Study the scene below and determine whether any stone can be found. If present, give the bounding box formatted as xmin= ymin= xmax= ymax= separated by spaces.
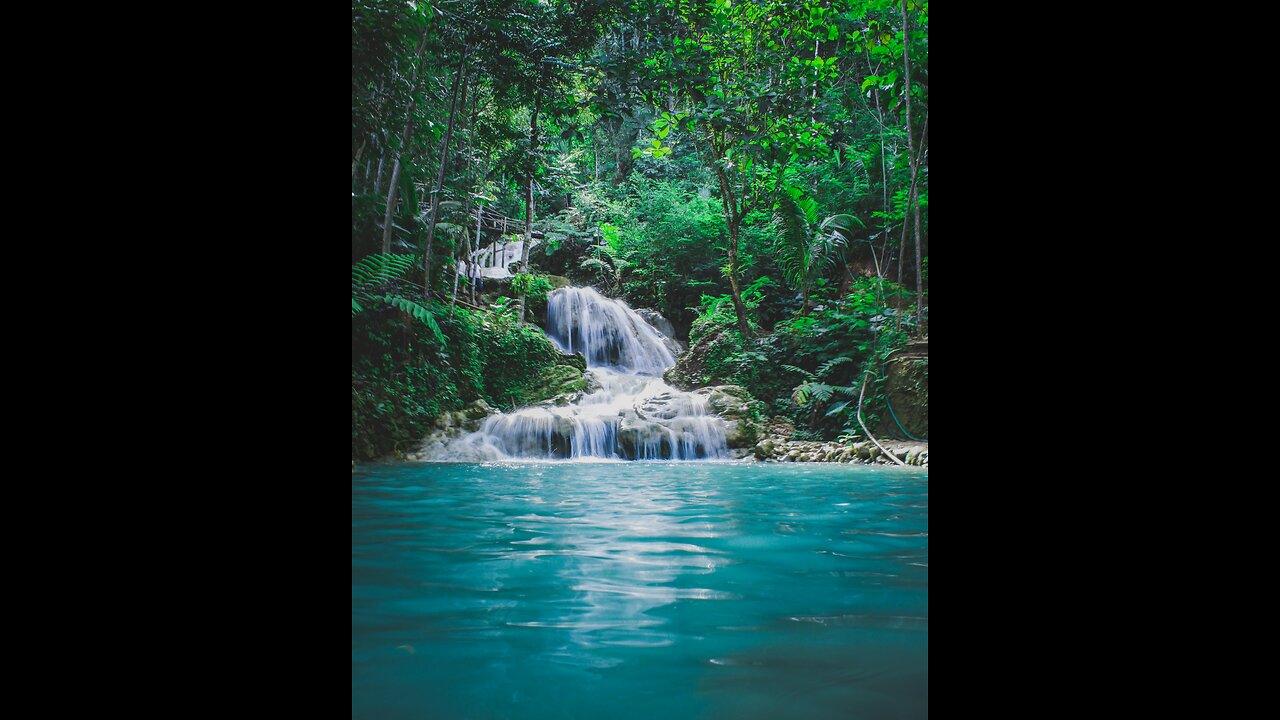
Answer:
xmin=464 ymin=398 xmax=494 ymax=420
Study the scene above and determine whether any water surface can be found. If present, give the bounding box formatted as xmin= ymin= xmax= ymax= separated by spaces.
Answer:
xmin=352 ymin=461 xmax=928 ymax=719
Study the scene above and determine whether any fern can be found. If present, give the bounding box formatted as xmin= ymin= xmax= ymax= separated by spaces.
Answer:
xmin=792 ymin=383 xmax=812 ymax=405
xmin=815 ymin=356 xmax=853 ymax=378
xmin=809 ymin=383 xmax=834 ymax=403
xmin=782 ymin=364 xmax=815 ymax=381
xmin=351 ymin=254 xmax=446 ymax=344
xmin=384 ymin=295 xmax=446 ymax=344
xmin=352 ymin=253 xmax=416 ymax=287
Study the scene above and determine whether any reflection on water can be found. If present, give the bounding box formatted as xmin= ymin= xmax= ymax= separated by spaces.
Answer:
xmin=353 ymin=462 xmax=927 ymax=720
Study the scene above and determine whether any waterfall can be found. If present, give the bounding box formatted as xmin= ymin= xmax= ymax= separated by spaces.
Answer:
xmin=545 ymin=287 xmax=676 ymax=375
xmin=427 ymin=286 xmax=728 ymax=461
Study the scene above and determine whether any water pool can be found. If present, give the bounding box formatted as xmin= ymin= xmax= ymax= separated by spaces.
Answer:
xmin=352 ymin=461 xmax=927 ymax=719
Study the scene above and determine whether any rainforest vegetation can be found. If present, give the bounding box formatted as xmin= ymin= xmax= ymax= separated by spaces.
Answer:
xmin=352 ymin=0 xmax=928 ymax=461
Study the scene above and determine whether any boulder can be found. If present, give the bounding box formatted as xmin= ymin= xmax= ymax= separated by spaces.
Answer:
xmin=664 ymin=326 xmax=739 ymax=390
xmin=704 ymin=385 xmax=764 ymax=419
xmin=722 ymin=418 xmax=760 ymax=449
xmin=464 ymin=398 xmax=494 ymax=420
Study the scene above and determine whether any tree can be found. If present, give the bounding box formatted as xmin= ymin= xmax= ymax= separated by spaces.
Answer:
xmin=637 ymin=0 xmax=843 ymax=344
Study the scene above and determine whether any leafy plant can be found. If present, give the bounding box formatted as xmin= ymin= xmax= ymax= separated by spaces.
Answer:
xmin=773 ymin=185 xmax=863 ymax=313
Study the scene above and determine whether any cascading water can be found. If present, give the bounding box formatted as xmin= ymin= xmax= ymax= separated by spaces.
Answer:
xmin=426 ymin=286 xmax=728 ymax=461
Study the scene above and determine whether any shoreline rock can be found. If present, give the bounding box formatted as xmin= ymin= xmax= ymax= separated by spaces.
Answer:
xmin=747 ymin=429 xmax=927 ymax=466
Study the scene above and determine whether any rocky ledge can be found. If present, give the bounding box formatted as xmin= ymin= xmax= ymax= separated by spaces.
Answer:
xmin=750 ymin=435 xmax=928 ymax=466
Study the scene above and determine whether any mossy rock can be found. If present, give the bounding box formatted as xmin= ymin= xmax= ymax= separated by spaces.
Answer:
xmin=723 ymin=418 xmax=762 ymax=448
xmin=666 ymin=326 xmax=739 ymax=390
xmin=518 ymin=363 xmax=587 ymax=406
xmin=556 ymin=350 xmax=587 ymax=372
xmin=705 ymin=385 xmax=767 ymax=421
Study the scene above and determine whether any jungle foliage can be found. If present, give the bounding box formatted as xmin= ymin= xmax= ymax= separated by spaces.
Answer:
xmin=352 ymin=0 xmax=928 ymax=457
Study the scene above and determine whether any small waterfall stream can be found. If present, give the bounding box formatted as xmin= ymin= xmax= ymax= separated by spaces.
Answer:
xmin=428 ymin=286 xmax=727 ymax=461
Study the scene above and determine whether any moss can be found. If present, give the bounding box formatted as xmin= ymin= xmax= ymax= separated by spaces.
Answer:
xmin=511 ymin=363 xmax=587 ymax=406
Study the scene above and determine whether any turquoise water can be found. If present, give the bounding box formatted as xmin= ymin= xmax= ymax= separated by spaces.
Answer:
xmin=352 ymin=461 xmax=928 ymax=719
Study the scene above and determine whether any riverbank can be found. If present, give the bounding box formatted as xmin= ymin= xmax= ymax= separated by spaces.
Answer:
xmin=746 ymin=434 xmax=928 ymax=466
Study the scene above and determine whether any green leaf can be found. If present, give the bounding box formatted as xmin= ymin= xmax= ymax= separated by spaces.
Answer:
xmin=828 ymin=25 xmax=838 ymax=41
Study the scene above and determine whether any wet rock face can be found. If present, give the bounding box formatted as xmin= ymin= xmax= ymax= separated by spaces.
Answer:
xmin=634 ymin=308 xmax=682 ymax=353
xmin=615 ymin=415 xmax=672 ymax=459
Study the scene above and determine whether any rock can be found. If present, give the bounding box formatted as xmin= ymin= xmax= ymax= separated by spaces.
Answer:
xmin=527 ymin=364 xmax=589 ymax=406
xmin=723 ymin=418 xmax=761 ymax=449
xmin=704 ymin=386 xmax=751 ymax=415
xmin=753 ymin=438 xmax=776 ymax=460
xmin=464 ymin=399 xmax=494 ymax=420
xmin=557 ymin=351 xmax=587 ymax=372
xmin=765 ymin=416 xmax=796 ymax=439
xmin=634 ymin=308 xmax=683 ymax=356
xmin=616 ymin=417 xmax=669 ymax=459
xmin=636 ymin=391 xmax=680 ymax=420
xmin=664 ymin=326 xmax=741 ymax=390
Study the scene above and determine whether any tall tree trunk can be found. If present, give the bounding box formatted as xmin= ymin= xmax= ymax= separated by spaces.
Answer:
xmin=423 ymin=44 xmax=472 ymax=296
xmin=472 ymin=203 xmax=482 ymax=305
xmin=901 ymin=0 xmax=922 ymax=335
xmin=352 ymin=138 xmax=366 ymax=181
xmin=454 ymin=74 xmax=480 ymax=317
xmin=380 ymin=33 xmax=431 ymax=256
xmin=518 ymin=91 xmax=540 ymax=325
xmin=868 ymin=44 xmax=890 ymax=303
xmin=726 ymin=223 xmax=752 ymax=342
xmin=711 ymin=163 xmax=752 ymax=345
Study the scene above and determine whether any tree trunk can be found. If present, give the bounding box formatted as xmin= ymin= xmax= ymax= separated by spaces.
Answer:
xmin=352 ymin=138 xmax=366 ymax=181
xmin=472 ymin=203 xmax=483 ymax=305
xmin=423 ymin=45 xmax=472 ymax=296
xmin=726 ymin=221 xmax=752 ymax=342
xmin=380 ymin=32 xmax=431 ymax=256
xmin=518 ymin=91 xmax=540 ymax=325
xmin=901 ymin=0 xmax=923 ymax=336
